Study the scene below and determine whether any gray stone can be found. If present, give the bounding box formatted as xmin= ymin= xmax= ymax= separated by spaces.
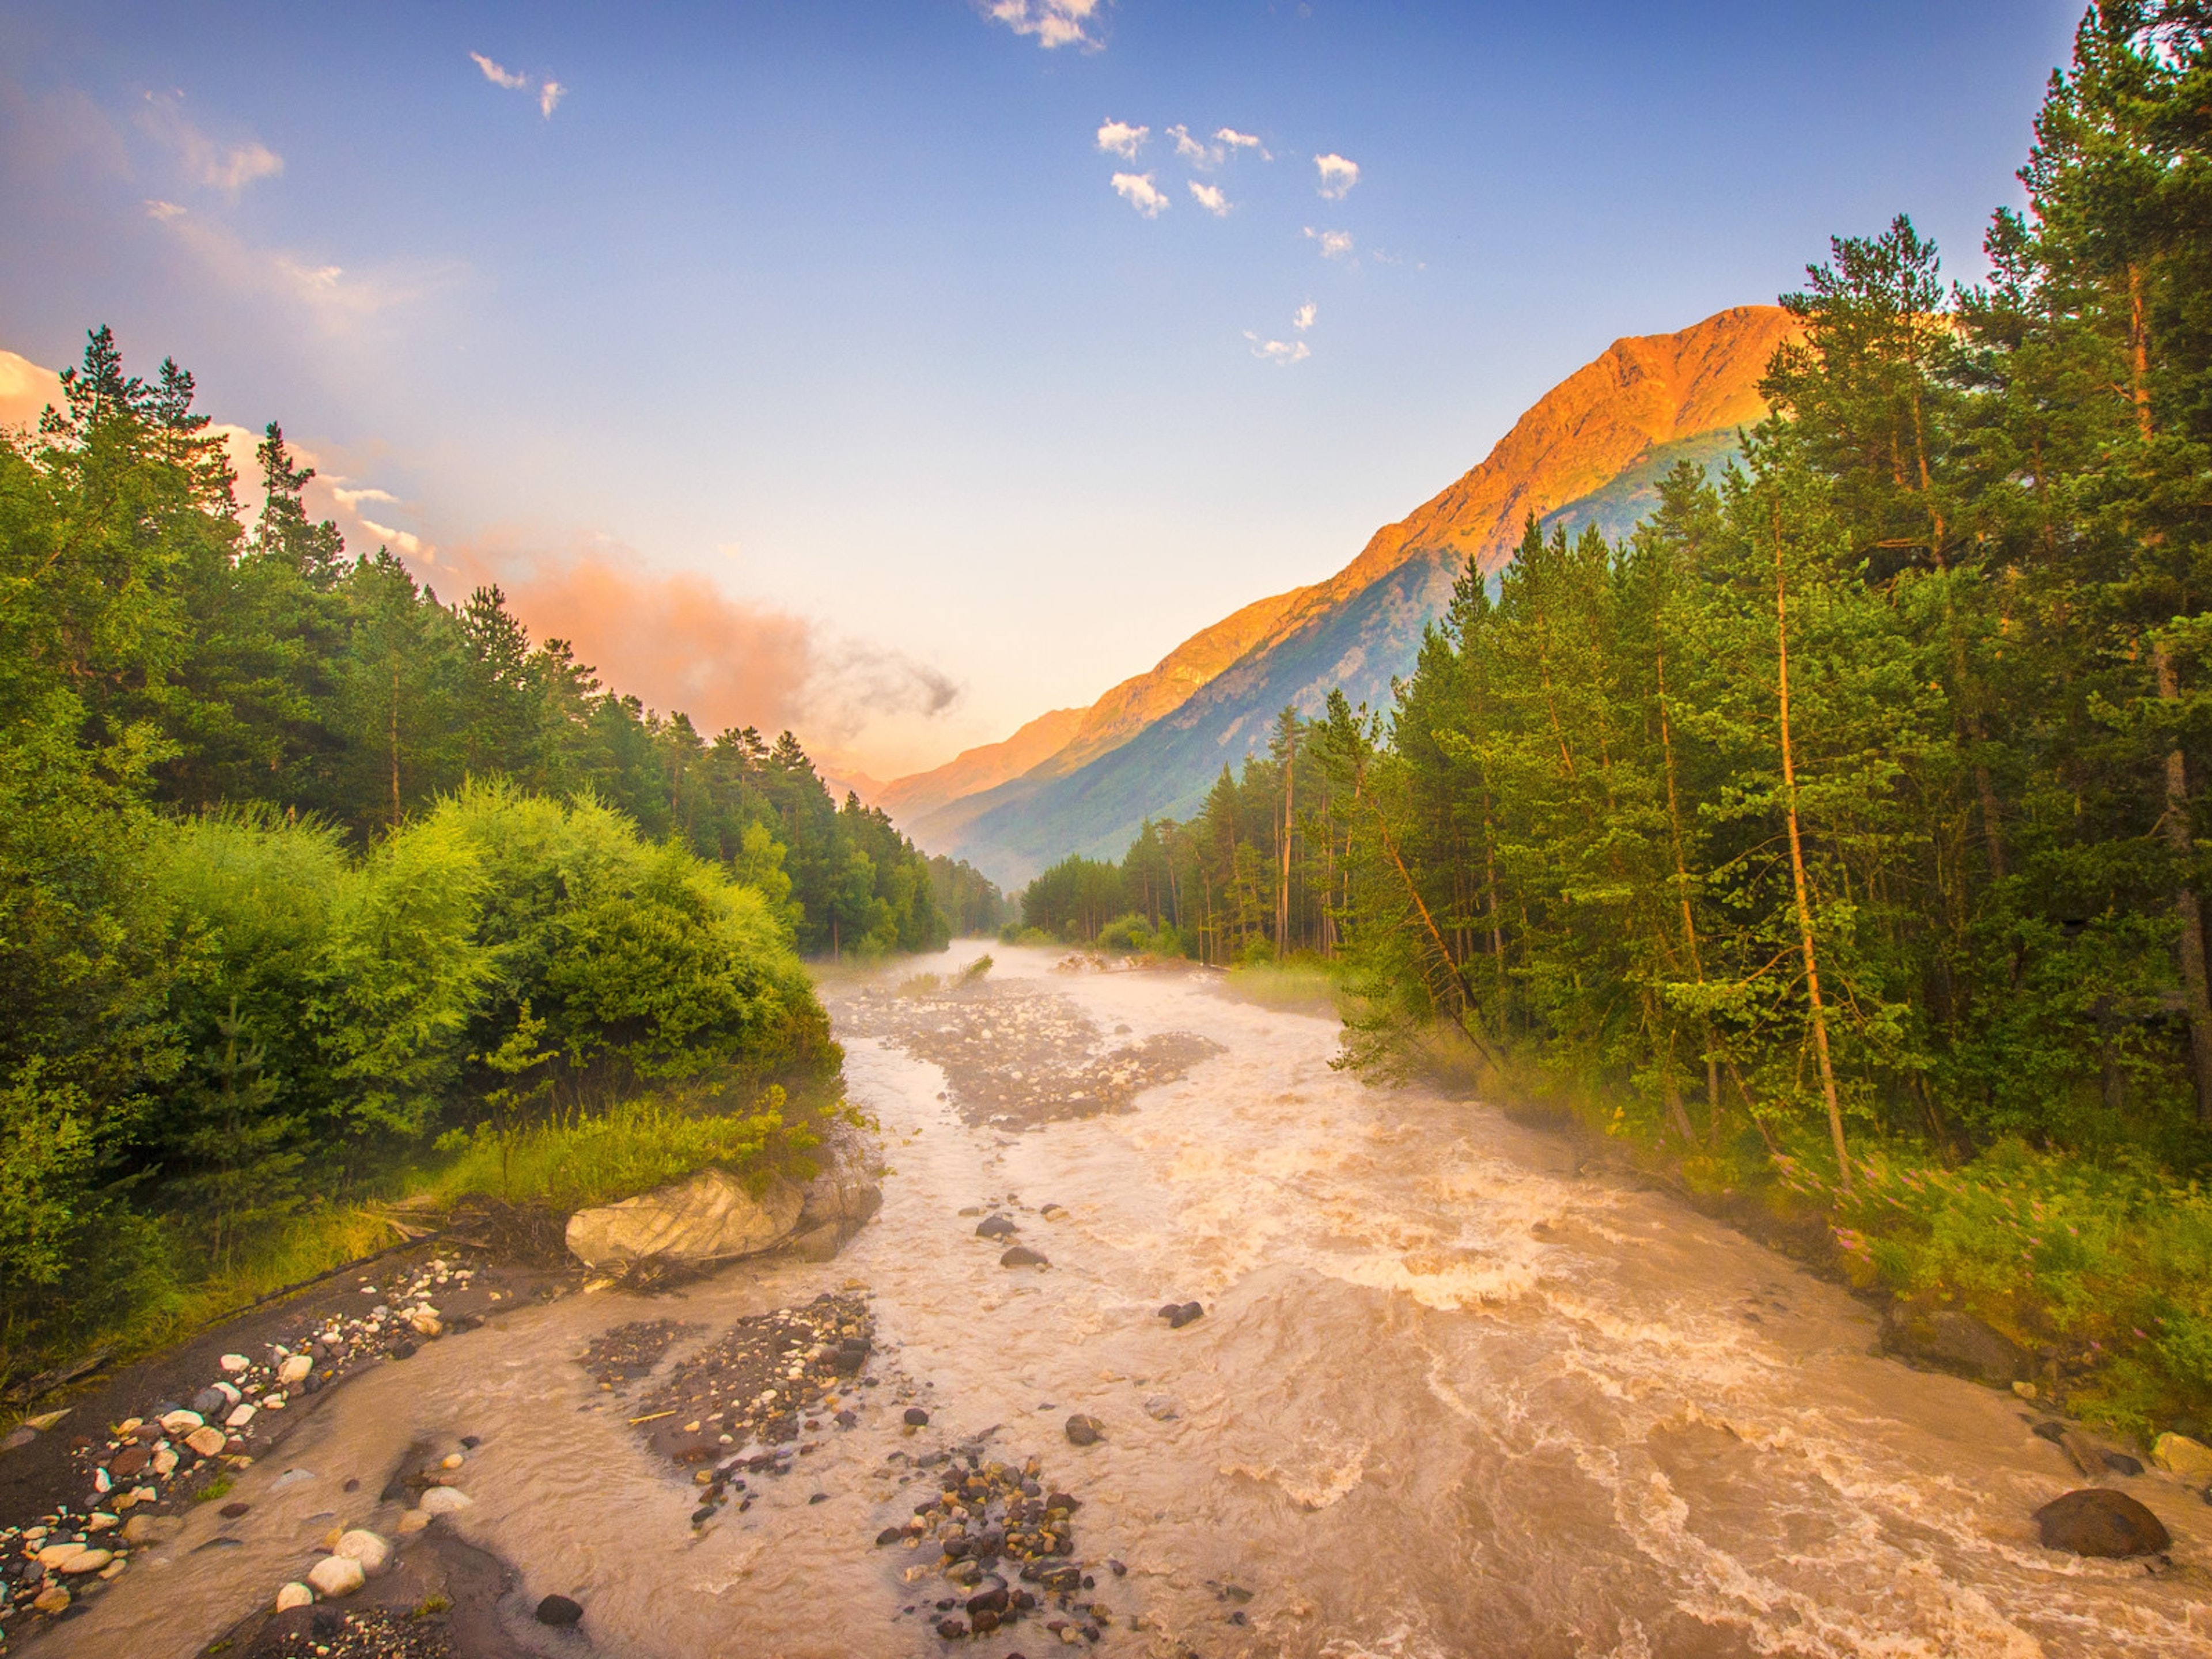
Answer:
xmin=1065 ymin=1414 xmax=1103 ymax=1447
xmin=1001 ymin=1247 xmax=1049 ymax=1269
xmin=566 ymin=1168 xmax=805 ymax=1269
xmin=1879 ymin=1305 xmax=2031 ymax=1384
xmin=2033 ymin=1488 xmax=2170 ymax=1557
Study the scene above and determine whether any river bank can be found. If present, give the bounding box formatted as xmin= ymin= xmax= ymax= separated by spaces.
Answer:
xmin=7 ymin=944 xmax=2209 ymax=1657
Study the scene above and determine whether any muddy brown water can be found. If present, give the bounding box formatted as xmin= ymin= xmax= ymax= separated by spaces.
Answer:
xmin=42 ymin=945 xmax=2212 ymax=1658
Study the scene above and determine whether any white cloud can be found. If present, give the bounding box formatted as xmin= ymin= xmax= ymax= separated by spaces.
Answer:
xmin=145 ymin=199 xmax=452 ymax=329
xmin=1314 ymin=152 xmax=1360 ymax=199
xmin=139 ymin=94 xmax=283 ymax=196
xmin=330 ymin=485 xmax=399 ymax=507
xmin=469 ymin=52 xmax=529 ymax=90
xmin=1244 ymin=332 xmax=1310 ymax=366
xmin=1217 ymin=127 xmax=1268 ymax=157
xmin=1305 ymin=226 xmax=1354 ymax=259
xmin=1293 ymin=301 xmax=1316 ymax=331
xmin=1111 ymin=172 xmax=1168 ymax=218
xmin=1167 ymin=124 xmax=1221 ymax=168
xmin=1096 ymin=119 xmax=1147 ymax=159
xmin=359 ymin=517 xmax=429 ymax=558
xmin=539 ymin=81 xmax=566 ymax=119
xmin=982 ymin=0 xmax=1103 ymax=49
xmin=1187 ymin=180 xmax=1229 ymax=216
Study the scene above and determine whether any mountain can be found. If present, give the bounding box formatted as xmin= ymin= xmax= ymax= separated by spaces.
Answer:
xmin=891 ymin=304 xmax=1801 ymax=885
xmin=873 ymin=706 xmax=1088 ymax=827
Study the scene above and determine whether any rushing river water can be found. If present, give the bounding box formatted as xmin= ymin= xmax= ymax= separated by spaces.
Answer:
xmin=49 ymin=945 xmax=2212 ymax=1658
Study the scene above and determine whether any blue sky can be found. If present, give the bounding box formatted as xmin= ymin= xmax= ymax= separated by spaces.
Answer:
xmin=0 ymin=0 xmax=2082 ymax=777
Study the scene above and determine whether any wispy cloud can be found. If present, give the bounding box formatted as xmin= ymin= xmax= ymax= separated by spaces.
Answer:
xmin=139 ymin=94 xmax=283 ymax=197
xmin=1305 ymin=226 xmax=1354 ymax=259
xmin=1293 ymin=301 xmax=1317 ymax=331
xmin=1111 ymin=172 xmax=1168 ymax=218
xmin=329 ymin=484 xmax=399 ymax=508
xmin=1095 ymin=119 xmax=1147 ymax=159
xmin=1217 ymin=127 xmax=1268 ymax=158
xmin=469 ymin=52 xmax=529 ymax=90
xmin=1245 ymin=332 xmax=1310 ymax=366
xmin=471 ymin=51 xmax=566 ymax=119
xmin=1187 ymin=180 xmax=1229 ymax=216
xmin=1167 ymin=124 xmax=1221 ymax=168
xmin=145 ymin=199 xmax=452 ymax=329
xmin=1315 ymin=153 xmax=1360 ymax=199
xmin=982 ymin=0 xmax=1104 ymax=50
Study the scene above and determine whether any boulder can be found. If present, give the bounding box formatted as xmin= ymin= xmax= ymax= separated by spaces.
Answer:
xmin=307 ymin=1554 xmax=366 ymax=1597
xmin=566 ymin=1168 xmax=805 ymax=1269
xmin=535 ymin=1593 xmax=585 ymax=1627
xmin=2153 ymin=1431 xmax=2212 ymax=1482
xmin=2033 ymin=1488 xmax=2170 ymax=1557
xmin=335 ymin=1529 xmax=392 ymax=1576
xmin=792 ymin=1130 xmax=884 ymax=1256
xmin=1878 ymin=1304 xmax=2031 ymax=1385
xmin=277 ymin=1354 xmax=313 ymax=1386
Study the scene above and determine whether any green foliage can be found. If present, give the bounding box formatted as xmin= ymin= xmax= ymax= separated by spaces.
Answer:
xmin=0 ymin=326 xmax=926 ymax=1382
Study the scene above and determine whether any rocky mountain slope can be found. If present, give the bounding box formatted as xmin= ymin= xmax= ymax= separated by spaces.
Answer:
xmin=893 ymin=305 xmax=1800 ymax=884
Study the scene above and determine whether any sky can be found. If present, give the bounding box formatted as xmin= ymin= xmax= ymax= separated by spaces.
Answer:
xmin=0 ymin=0 xmax=2084 ymax=781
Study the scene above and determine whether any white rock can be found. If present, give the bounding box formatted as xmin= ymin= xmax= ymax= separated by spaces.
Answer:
xmin=185 ymin=1426 xmax=228 ymax=1457
xmin=277 ymin=1354 xmax=313 ymax=1386
xmin=306 ymin=1554 xmax=365 ymax=1597
xmin=275 ymin=1582 xmax=315 ymax=1611
xmin=225 ymin=1404 xmax=257 ymax=1429
xmin=58 ymin=1549 xmax=112 ymax=1575
xmin=565 ymin=1167 xmax=806 ymax=1268
xmin=396 ymin=1509 xmax=432 ymax=1535
xmin=35 ymin=1542 xmax=87 ymax=1569
xmin=219 ymin=1354 xmax=251 ymax=1374
xmin=335 ymin=1529 xmax=392 ymax=1575
xmin=151 ymin=1448 xmax=179 ymax=1476
xmin=159 ymin=1410 xmax=204 ymax=1434
xmin=210 ymin=1380 xmax=242 ymax=1406
xmin=416 ymin=1485 xmax=474 ymax=1514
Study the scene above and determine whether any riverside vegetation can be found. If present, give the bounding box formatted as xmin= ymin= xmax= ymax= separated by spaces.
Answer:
xmin=1017 ymin=2 xmax=2212 ymax=1440
xmin=0 ymin=340 xmax=1008 ymax=1387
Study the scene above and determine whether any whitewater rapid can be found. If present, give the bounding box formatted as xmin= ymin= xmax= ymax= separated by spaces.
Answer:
xmin=47 ymin=944 xmax=2212 ymax=1658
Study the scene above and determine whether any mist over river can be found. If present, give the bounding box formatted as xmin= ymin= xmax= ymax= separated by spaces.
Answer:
xmin=47 ymin=946 xmax=2212 ymax=1659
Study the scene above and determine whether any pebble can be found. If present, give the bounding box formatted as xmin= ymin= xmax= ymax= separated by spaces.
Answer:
xmin=396 ymin=1509 xmax=433 ymax=1534
xmin=1001 ymin=1247 xmax=1050 ymax=1269
xmin=1157 ymin=1301 xmax=1204 ymax=1330
xmin=1064 ymin=1415 xmax=1104 ymax=1448
xmin=417 ymin=1486 xmax=474 ymax=1514
xmin=976 ymin=1215 xmax=1020 ymax=1240
xmin=219 ymin=1354 xmax=251 ymax=1374
xmin=905 ymin=1408 xmax=931 ymax=1427
xmin=275 ymin=1581 xmax=315 ymax=1611
xmin=536 ymin=1593 xmax=585 ymax=1627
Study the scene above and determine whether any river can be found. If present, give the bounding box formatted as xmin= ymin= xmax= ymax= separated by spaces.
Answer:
xmin=47 ymin=944 xmax=2212 ymax=1658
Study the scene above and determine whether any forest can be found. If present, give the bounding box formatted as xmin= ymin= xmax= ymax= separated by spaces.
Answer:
xmin=0 ymin=339 xmax=982 ymax=1377
xmin=1021 ymin=3 xmax=2212 ymax=1431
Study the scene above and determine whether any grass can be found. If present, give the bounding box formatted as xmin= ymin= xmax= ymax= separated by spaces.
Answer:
xmin=1221 ymin=956 xmax=1344 ymax=1016
xmin=421 ymin=1087 xmax=817 ymax=1213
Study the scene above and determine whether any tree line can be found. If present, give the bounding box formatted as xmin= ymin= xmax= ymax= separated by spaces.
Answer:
xmin=0 ymin=329 xmax=974 ymax=1372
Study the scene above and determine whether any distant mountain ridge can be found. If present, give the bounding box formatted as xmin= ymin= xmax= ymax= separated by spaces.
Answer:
xmin=893 ymin=304 xmax=1801 ymax=884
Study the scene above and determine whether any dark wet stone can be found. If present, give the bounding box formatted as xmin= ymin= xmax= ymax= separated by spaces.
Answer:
xmin=1045 ymin=1491 xmax=1079 ymax=1512
xmin=2029 ymin=1419 xmax=2066 ymax=1444
xmin=977 ymin=1215 xmax=1019 ymax=1240
xmin=191 ymin=1387 xmax=230 ymax=1416
xmin=1001 ymin=1247 xmax=1050 ymax=1268
xmin=836 ymin=1409 xmax=858 ymax=1428
xmin=904 ymin=1407 xmax=931 ymax=1427
xmin=833 ymin=1339 xmax=870 ymax=1374
xmin=935 ymin=1616 xmax=968 ymax=1639
xmin=218 ymin=1501 xmax=251 ymax=1518
xmin=1107 ymin=1558 xmax=1126 ymax=1577
xmin=876 ymin=1527 xmax=906 ymax=1546
xmin=390 ymin=1338 xmax=418 ymax=1360
xmin=2103 ymin=1450 xmax=2146 ymax=1476
xmin=1157 ymin=1300 xmax=1204 ymax=1329
xmin=1064 ymin=1414 xmax=1103 ymax=1446
xmin=692 ymin=1505 xmax=716 ymax=1525
xmin=192 ymin=1536 xmax=245 ymax=1552
xmin=1880 ymin=1304 xmax=2029 ymax=1384
xmin=460 ymin=1435 xmax=481 ymax=1449
xmin=2033 ymin=1488 xmax=2171 ymax=1557
xmin=535 ymin=1593 xmax=585 ymax=1627
xmin=966 ymin=1576 xmax=1010 ymax=1615
xmin=808 ymin=1492 xmax=828 ymax=1504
